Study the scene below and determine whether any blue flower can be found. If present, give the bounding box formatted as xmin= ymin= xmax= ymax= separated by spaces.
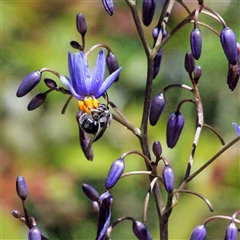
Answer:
xmin=60 ymin=49 xmax=122 ymax=112
xmin=232 ymin=123 xmax=240 ymax=136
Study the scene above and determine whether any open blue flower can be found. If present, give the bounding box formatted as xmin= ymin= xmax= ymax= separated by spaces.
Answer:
xmin=60 ymin=49 xmax=122 ymax=101
xmin=232 ymin=123 xmax=240 ymax=136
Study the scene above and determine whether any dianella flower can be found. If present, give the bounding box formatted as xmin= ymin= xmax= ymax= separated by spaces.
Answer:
xmin=60 ymin=49 xmax=122 ymax=113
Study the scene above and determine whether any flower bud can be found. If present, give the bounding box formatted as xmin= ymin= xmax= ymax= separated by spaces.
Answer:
xmin=70 ymin=41 xmax=81 ymax=50
xmin=82 ymin=183 xmax=100 ymax=201
xmin=227 ymin=64 xmax=239 ymax=91
xmin=106 ymin=52 xmax=120 ymax=82
xmin=76 ymin=13 xmax=87 ymax=36
xmin=105 ymin=158 xmax=125 ymax=190
xmin=142 ymin=0 xmax=156 ymax=26
xmin=184 ymin=52 xmax=195 ymax=73
xmin=224 ymin=222 xmax=238 ymax=240
xmin=28 ymin=226 xmax=41 ymax=240
xmin=162 ymin=165 xmax=174 ymax=193
xmin=132 ymin=221 xmax=153 ymax=240
xmin=232 ymin=123 xmax=240 ymax=136
xmin=190 ymin=28 xmax=202 ymax=60
xmin=27 ymin=93 xmax=46 ymax=111
xmin=16 ymin=176 xmax=28 ymax=201
xmin=12 ymin=210 xmax=22 ymax=219
xmin=149 ymin=93 xmax=166 ymax=126
xmin=190 ymin=224 xmax=207 ymax=240
xmin=166 ymin=111 xmax=184 ymax=148
xmin=220 ymin=27 xmax=238 ymax=65
xmin=44 ymin=78 xmax=57 ymax=89
xmin=102 ymin=0 xmax=114 ymax=16
xmin=16 ymin=71 xmax=42 ymax=97
xmin=152 ymin=26 xmax=160 ymax=43
xmin=193 ymin=65 xmax=202 ymax=84
xmin=152 ymin=141 xmax=162 ymax=158
xmin=153 ymin=49 xmax=163 ymax=79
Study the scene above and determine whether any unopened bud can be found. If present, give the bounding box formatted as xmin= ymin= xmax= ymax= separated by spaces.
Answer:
xmin=70 ymin=41 xmax=81 ymax=50
xmin=132 ymin=221 xmax=153 ymax=240
xmin=28 ymin=226 xmax=41 ymax=240
xmin=166 ymin=111 xmax=184 ymax=148
xmin=102 ymin=0 xmax=114 ymax=16
xmin=76 ymin=13 xmax=87 ymax=36
xmin=152 ymin=141 xmax=162 ymax=158
xmin=193 ymin=65 xmax=202 ymax=84
xmin=82 ymin=183 xmax=99 ymax=201
xmin=185 ymin=52 xmax=195 ymax=73
xmin=44 ymin=78 xmax=57 ymax=89
xmin=220 ymin=27 xmax=238 ymax=65
xmin=12 ymin=210 xmax=22 ymax=219
xmin=224 ymin=222 xmax=238 ymax=240
xmin=142 ymin=0 xmax=156 ymax=26
xmin=190 ymin=28 xmax=202 ymax=60
xmin=27 ymin=93 xmax=46 ymax=111
xmin=190 ymin=224 xmax=207 ymax=240
xmin=106 ymin=52 xmax=120 ymax=82
xmin=16 ymin=176 xmax=28 ymax=201
xmin=162 ymin=165 xmax=174 ymax=193
xmin=17 ymin=71 xmax=42 ymax=97
xmin=149 ymin=93 xmax=166 ymax=126
xmin=227 ymin=63 xmax=239 ymax=91
xmin=105 ymin=158 xmax=125 ymax=190
xmin=153 ymin=49 xmax=163 ymax=79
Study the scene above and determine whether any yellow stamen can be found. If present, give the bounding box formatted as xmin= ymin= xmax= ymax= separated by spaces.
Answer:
xmin=78 ymin=96 xmax=99 ymax=113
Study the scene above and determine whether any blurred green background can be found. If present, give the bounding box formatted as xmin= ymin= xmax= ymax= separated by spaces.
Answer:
xmin=1 ymin=1 xmax=240 ymax=239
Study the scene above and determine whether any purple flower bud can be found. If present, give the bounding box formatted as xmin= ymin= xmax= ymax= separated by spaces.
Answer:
xmin=44 ymin=78 xmax=57 ymax=89
xmin=28 ymin=226 xmax=41 ymax=240
xmin=12 ymin=210 xmax=22 ymax=219
xmin=152 ymin=26 xmax=160 ymax=42
xmin=185 ymin=52 xmax=195 ymax=73
xmin=70 ymin=41 xmax=81 ymax=50
xmin=149 ymin=93 xmax=166 ymax=126
xmin=142 ymin=0 xmax=156 ymax=26
xmin=193 ymin=65 xmax=202 ymax=84
xmin=27 ymin=93 xmax=46 ymax=111
xmin=106 ymin=52 xmax=120 ymax=82
xmin=105 ymin=158 xmax=125 ymax=190
xmin=190 ymin=224 xmax=207 ymax=240
xmin=190 ymin=28 xmax=202 ymax=60
xmin=96 ymin=192 xmax=113 ymax=240
xmin=16 ymin=71 xmax=42 ymax=97
xmin=224 ymin=222 xmax=238 ymax=240
xmin=102 ymin=0 xmax=114 ymax=16
xmin=132 ymin=221 xmax=153 ymax=240
xmin=16 ymin=176 xmax=28 ymax=201
xmin=152 ymin=141 xmax=162 ymax=158
xmin=76 ymin=13 xmax=87 ymax=36
xmin=82 ymin=183 xmax=100 ymax=201
xmin=220 ymin=27 xmax=238 ymax=65
xmin=227 ymin=63 xmax=239 ymax=91
xmin=166 ymin=111 xmax=184 ymax=148
xmin=162 ymin=165 xmax=174 ymax=193
xmin=153 ymin=49 xmax=163 ymax=79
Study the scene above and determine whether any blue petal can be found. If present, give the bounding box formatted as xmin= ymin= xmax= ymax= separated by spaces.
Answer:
xmin=232 ymin=123 xmax=240 ymax=136
xmin=95 ymin=67 xmax=122 ymax=98
xmin=90 ymin=49 xmax=106 ymax=96
xmin=60 ymin=75 xmax=81 ymax=99
xmin=68 ymin=51 xmax=74 ymax=86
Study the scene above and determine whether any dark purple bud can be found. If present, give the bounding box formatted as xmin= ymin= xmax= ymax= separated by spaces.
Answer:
xmin=220 ymin=27 xmax=238 ymax=65
xmin=132 ymin=221 xmax=153 ymax=240
xmin=153 ymin=49 xmax=163 ymax=79
xmin=227 ymin=63 xmax=239 ymax=91
xmin=193 ymin=65 xmax=202 ymax=84
xmin=105 ymin=158 xmax=125 ymax=190
xmin=152 ymin=141 xmax=162 ymax=158
xmin=28 ymin=226 xmax=41 ymax=240
xmin=106 ymin=52 xmax=120 ymax=82
xmin=44 ymin=78 xmax=57 ymax=89
xmin=152 ymin=26 xmax=160 ymax=43
xmin=28 ymin=217 xmax=37 ymax=228
xmin=142 ymin=0 xmax=156 ymax=26
xmin=190 ymin=224 xmax=207 ymax=240
xmin=162 ymin=165 xmax=174 ymax=193
xmin=16 ymin=71 xmax=42 ymax=97
xmin=224 ymin=222 xmax=238 ymax=240
xmin=76 ymin=13 xmax=87 ymax=36
xmin=82 ymin=183 xmax=100 ymax=201
xmin=166 ymin=111 xmax=184 ymax=148
xmin=149 ymin=93 xmax=166 ymax=126
xmin=185 ymin=52 xmax=195 ymax=73
xmin=76 ymin=111 xmax=94 ymax=160
xmin=190 ymin=28 xmax=202 ymax=60
xmin=12 ymin=210 xmax=22 ymax=219
xmin=102 ymin=0 xmax=114 ymax=16
xmin=16 ymin=176 xmax=28 ymax=201
xmin=70 ymin=41 xmax=81 ymax=50
xmin=96 ymin=192 xmax=113 ymax=240
xmin=27 ymin=93 xmax=46 ymax=111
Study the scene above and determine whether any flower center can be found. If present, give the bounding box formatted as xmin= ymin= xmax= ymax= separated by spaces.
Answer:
xmin=78 ymin=96 xmax=99 ymax=113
